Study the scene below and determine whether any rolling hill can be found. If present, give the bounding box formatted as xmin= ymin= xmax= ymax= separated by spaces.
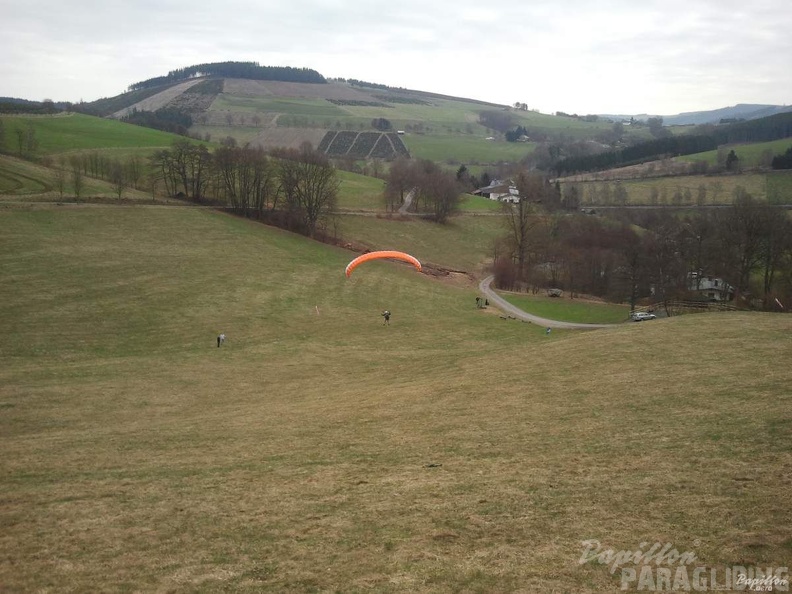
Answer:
xmin=81 ymin=73 xmax=644 ymax=166
xmin=2 ymin=62 xmax=792 ymax=590
xmin=600 ymin=103 xmax=792 ymax=126
xmin=1 ymin=204 xmax=790 ymax=592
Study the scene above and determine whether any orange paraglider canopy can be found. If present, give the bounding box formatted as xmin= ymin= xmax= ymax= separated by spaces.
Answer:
xmin=345 ymin=251 xmax=422 ymax=278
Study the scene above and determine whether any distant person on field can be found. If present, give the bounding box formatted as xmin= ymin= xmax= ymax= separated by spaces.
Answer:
xmin=382 ymin=310 xmax=391 ymax=326
xmin=217 ymin=333 xmax=226 ymax=347
xmin=545 ymin=327 xmax=551 ymax=336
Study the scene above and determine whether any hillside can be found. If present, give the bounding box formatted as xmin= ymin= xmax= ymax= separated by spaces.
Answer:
xmin=1 ymin=205 xmax=790 ymax=592
xmin=90 ymin=74 xmax=645 ymax=166
xmin=600 ymin=103 xmax=792 ymax=126
xmin=0 ymin=112 xmax=189 ymax=155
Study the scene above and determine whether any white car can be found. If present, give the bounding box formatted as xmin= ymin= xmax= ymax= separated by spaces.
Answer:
xmin=631 ymin=312 xmax=656 ymax=322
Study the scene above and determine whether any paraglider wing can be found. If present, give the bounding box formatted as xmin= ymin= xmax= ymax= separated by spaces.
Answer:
xmin=345 ymin=251 xmax=422 ymax=278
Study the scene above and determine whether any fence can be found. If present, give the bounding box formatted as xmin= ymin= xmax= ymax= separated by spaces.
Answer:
xmin=633 ymin=300 xmax=739 ymax=317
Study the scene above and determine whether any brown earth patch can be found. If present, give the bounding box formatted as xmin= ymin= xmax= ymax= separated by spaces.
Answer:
xmin=111 ymin=79 xmax=204 ymax=118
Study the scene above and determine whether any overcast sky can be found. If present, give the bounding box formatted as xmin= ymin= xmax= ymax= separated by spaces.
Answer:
xmin=2 ymin=0 xmax=790 ymax=115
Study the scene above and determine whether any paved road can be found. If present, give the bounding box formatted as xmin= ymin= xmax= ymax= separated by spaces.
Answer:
xmin=478 ymin=275 xmax=618 ymax=330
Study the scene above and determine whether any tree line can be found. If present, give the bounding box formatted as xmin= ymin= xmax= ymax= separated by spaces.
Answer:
xmin=383 ymin=157 xmax=462 ymax=223
xmin=150 ymin=140 xmax=338 ymax=238
xmin=555 ymin=135 xmax=718 ymax=176
xmin=121 ymin=107 xmax=193 ymax=136
xmin=554 ymin=112 xmax=792 ymax=175
xmin=496 ymin=174 xmax=792 ymax=312
xmin=129 ymin=62 xmax=326 ymax=91
xmin=772 ymin=147 xmax=792 ymax=169
xmin=0 ymin=99 xmax=63 ymax=115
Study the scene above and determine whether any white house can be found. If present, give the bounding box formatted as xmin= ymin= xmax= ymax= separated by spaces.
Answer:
xmin=473 ymin=179 xmax=521 ymax=204
xmin=687 ymin=272 xmax=735 ymax=301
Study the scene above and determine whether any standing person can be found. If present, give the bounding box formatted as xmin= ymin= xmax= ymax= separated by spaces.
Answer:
xmin=382 ymin=310 xmax=391 ymax=326
xmin=217 ymin=332 xmax=226 ymax=347
xmin=545 ymin=327 xmax=551 ymax=336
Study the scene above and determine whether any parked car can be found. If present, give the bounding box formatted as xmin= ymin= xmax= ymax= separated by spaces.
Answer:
xmin=631 ymin=312 xmax=657 ymax=322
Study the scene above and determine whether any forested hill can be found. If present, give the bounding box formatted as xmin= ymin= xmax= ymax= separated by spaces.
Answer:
xmin=128 ymin=62 xmax=326 ymax=91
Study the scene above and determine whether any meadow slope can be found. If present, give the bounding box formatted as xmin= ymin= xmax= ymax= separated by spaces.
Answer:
xmin=1 ymin=206 xmax=790 ymax=593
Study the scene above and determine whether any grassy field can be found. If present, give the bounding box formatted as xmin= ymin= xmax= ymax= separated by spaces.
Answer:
xmin=767 ymin=170 xmax=792 ymax=204
xmin=335 ymin=172 xmax=505 ymax=213
xmin=213 ymin=94 xmax=348 ymax=119
xmin=458 ymin=194 xmax=504 ymax=212
xmin=1 ymin=205 xmax=790 ymax=592
xmin=566 ymin=173 xmax=775 ymax=206
xmin=335 ymin=171 xmax=386 ymax=210
xmin=0 ymin=113 xmax=185 ymax=156
xmin=1 ymin=205 xmax=791 ymax=592
xmin=0 ymin=154 xmax=155 ymax=201
xmin=403 ymin=134 xmax=535 ymax=165
xmin=335 ymin=213 xmax=506 ymax=273
xmin=499 ymin=291 xmax=631 ymax=324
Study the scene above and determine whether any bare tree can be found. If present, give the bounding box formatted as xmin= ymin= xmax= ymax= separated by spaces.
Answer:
xmin=713 ymin=193 xmax=767 ymax=297
xmin=110 ymin=160 xmax=126 ymax=199
xmin=758 ymin=208 xmax=792 ymax=307
xmin=275 ymin=146 xmax=338 ymax=237
xmin=507 ymin=172 xmax=545 ymax=280
xmin=383 ymin=157 xmax=416 ymax=212
xmin=420 ymin=168 xmax=461 ymax=223
xmin=126 ymin=155 xmax=144 ymax=190
xmin=69 ymin=157 xmax=83 ymax=199
xmin=15 ymin=124 xmax=39 ymax=157
xmin=53 ymin=166 xmax=66 ymax=199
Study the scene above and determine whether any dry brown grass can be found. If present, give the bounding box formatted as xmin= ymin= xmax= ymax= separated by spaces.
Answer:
xmin=1 ymin=207 xmax=790 ymax=592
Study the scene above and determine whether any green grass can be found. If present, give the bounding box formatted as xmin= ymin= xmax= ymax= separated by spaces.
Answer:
xmin=458 ymin=194 xmax=504 ymax=212
xmin=1 ymin=206 xmax=790 ymax=592
xmin=336 ymin=213 xmax=506 ymax=272
xmin=499 ymin=291 xmax=631 ymax=323
xmin=335 ymin=174 xmax=504 ymax=213
xmin=404 ymin=134 xmax=536 ymax=164
xmin=336 ymin=170 xmax=386 ymax=210
xmin=0 ymin=154 xmax=154 ymax=201
xmin=567 ymin=173 xmax=771 ymax=205
xmin=212 ymin=94 xmax=348 ymax=118
xmin=767 ymin=170 xmax=792 ymax=204
xmin=0 ymin=113 xmax=188 ymax=156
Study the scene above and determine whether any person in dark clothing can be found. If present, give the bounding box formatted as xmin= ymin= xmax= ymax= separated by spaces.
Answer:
xmin=382 ymin=310 xmax=391 ymax=325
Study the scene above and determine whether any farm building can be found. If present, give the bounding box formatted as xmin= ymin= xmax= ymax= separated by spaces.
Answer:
xmin=687 ymin=272 xmax=735 ymax=302
xmin=473 ymin=179 xmax=520 ymax=204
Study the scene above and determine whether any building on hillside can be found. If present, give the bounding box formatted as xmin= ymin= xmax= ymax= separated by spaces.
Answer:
xmin=473 ymin=179 xmax=520 ymax=204
xmin=687 ymin=272 xmax=735 ymax=302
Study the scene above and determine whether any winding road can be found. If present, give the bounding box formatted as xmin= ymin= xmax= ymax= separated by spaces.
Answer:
xmin=478 ymin=275 xmax=618 ymax=329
